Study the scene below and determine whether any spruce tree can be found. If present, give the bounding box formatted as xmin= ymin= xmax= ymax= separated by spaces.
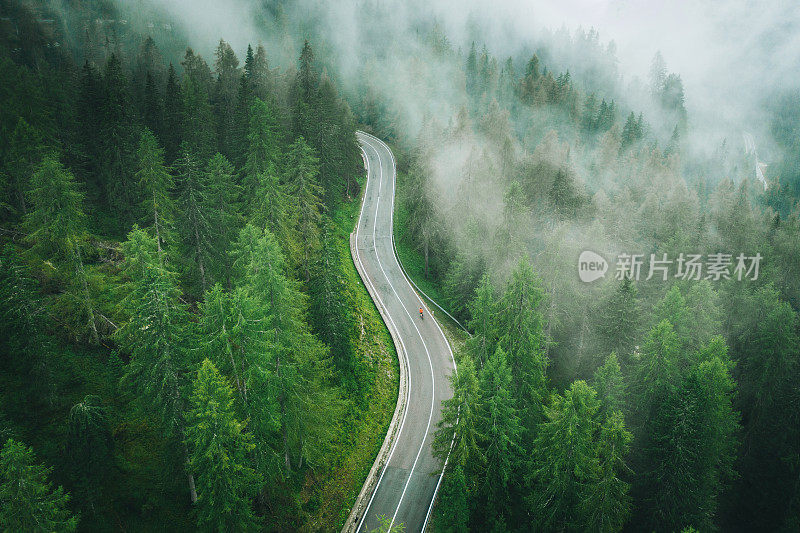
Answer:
xmin=476 ymin=346 xmax=523 ymax=527
xmin=206 ymin=153 xmax=242 ymax=288
xmin=135 ymin=129 xmax=174 ymax=260
xmin=163 ymin=64 xmax=182 ymax=163
xmin=283 ymin=137 xmax=324 ymax=281
xmin=529 ymin=380 xmax=601 ymax=531
xmin=594 ymin=352 xmax=626 ymax=419
xmin=495 ymin=258 xmax=548 ymax=428
xmin=25 ymin=157 xmax=99 ymax=343
xmin=176 ymin=144 xmax=212 ymax=293
xmin=581 ymin=411 xmax=632 ymax=533
xmin=0 ymin=439 xmax=78 ymax=532
xmin=186 ymin=359 xmax=260 ymax=531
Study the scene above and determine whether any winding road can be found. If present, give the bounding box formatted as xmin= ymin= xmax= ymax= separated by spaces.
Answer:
xmin=351 ymin=132 xmax=456 ymax=532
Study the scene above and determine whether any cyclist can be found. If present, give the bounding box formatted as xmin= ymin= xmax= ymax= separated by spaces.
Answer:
xmin=419 ymin=307 xmax=424 ymax=319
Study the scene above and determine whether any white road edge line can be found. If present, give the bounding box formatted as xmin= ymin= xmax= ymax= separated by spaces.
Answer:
xmin=360 ymin=132 xmax=460 ymax=532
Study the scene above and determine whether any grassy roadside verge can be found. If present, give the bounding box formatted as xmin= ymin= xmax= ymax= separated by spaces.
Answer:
xmin=299 ymin=173 xmax=400 ymax=532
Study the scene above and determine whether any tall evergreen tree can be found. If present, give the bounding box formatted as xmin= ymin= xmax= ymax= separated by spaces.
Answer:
xmin=186 ymin=359 xmax=260 ymax=531
xmin=99 ymin=54 xmax=137 ymax=231
xmin=117 ymin=227 xmax=196 ymax=501
xmin=176 ymin=144 xmax=212 ymax=293
xmin=244 ymin=98 xmax=282 ymax=200
xmin=582 ymin=411 xmax=633 ymax=533
xmin=0 ymin=438 xmax=78 ymax=532
xmin=135 ymin=128 xmax=173 ymax=260
xmin=594 ymin=277 xmax=640 ymax=367
xmin=25 ymin=156 xmax=99 ymax=343
xmin=205 ymin=153 xmax=242 ymax=288
xmin=163 ymin=64 xmax=183 ymax=163
xmin=529 ymin=380 xmax=601 ymax=531
xmin=283 ymin=137 xmax=324 ymax=281
xmin=594 ymin=352 xmax=626 ymax=419
xmin=495 ymin=258 xmax=548 ymax=428
xmin=475 ymin=346 xmax=523 ymax=527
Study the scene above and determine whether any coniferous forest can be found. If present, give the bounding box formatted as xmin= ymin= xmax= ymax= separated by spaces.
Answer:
xmin=1 ymin=1 xmax=800 ymax=532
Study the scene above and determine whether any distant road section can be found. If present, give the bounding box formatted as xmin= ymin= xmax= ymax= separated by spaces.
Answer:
xmin=347 ymin=132 xmax=456 ymax=533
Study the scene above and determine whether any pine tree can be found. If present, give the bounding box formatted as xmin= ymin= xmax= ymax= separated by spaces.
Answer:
xmin=529 ymin=380 xmax=600 ymax=531
xmin=186 ymin=359 xmax=260 ymax=531
xmin=135 ymin=128 xmax=174 ymax=260
xmin=5 ymin=117 xmax=45 ymax=216
xmin=309 ymin=221 xmax=357 ymax=384
xmin=292 ymin=40 xmax=318 ymax=138
xmin=476 ymin=346 xmax=523 ymax=526
xmin=231 ymin=74 xmax=252 ymax=169
xmin=249 ymin=44 xmax=271 ymax=101
xmin=25 ymin=157 xmax=99 ymax=343
xmin=594 ymin=352 xmax=626 ymax=419
xmin=232 ymin=225 xmax=340 ymax=476
xmin=630 ymin=320 xmax=682 ymax=424
xmin=163 ymin=64 xmax=183 ymax=163
xmin=182 ymin=75 xmax=215 ymax=162
xmin=283 ymin=137 xmax=324 ymax=281
xmin=433 ymin=357 xmax=483 ymax=473
xmin=252 ymin=163 xmax=293 ymax=255
xmin=581 ymin=411 xmax=633 ymax=533
xmin=495 ymin=258 xmax=548 ymax=427
xmin=176 ymin=144 xmax=212 ymax=293
xmin=594 ymin=277 xmax=640 ymax=366
xmin=467 ymin=273 xmax=498 ymax=366
xmin=117 ymin=227 xmax=196 ymax=501
xmin=143 ymin=71 xmax=163 ymax=143
xmin=465 ymin=41 xmax=478 ymax=98
xmin=99 ymin=54 xmax=137 ymax=231
xmin=244 ymin=98 xmax=283 ymax=200
xmin=637 ymin=355 xmax=738 ymax=532
xmin=434 ymin=464 xmax=469 ymax=533
xmin=621 ymin=112 xmax=638 ymax=148
xmin=212 ymin=39 xmax=241 ymax=161
xmin=206 ymin=153 xmax=242 ymax=288
xmin=0 ymin=438 xmax=78 ymax=532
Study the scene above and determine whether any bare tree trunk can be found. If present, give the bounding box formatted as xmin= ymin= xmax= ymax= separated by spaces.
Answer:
xmin=184 ymin=444 xmax=198 ymax=504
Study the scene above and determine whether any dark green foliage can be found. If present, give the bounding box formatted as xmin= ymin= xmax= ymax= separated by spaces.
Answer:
xmin=594 ymin=352 xmax=625 ymax=418
xmin=0 ymin=438 xmax=78 ymax=532
xmin=494 ymin=258 xmax=548 ymax=427
xmin=205 ymin=153 xmax=242 ymax=288
xmin=163 ymin=64 xmax=183 ymax=163
xmin=284 ymin=137 xmax=325 ymax=281
xmin=186 ymin=359 xmax=260 ymax=531
xmin=474 ymin=346 xmax=523 ymax=526
xmin=99 ymin=54 xmax=137 ymax=232
xmin=244 ymin=98 xmax=283 ymax=199
xmin=434 ymin=464 xmax=469 ymax=533
xmin=175 ymin=145 xmax=212 ymax=293
xmin=309 ymin=222 xmax=358 ymax=385
xmin=118 ymin=227 xmax=191 ymax=437
xmin=135 ymin=128 xmax=174 ymax=258
xmin=594 ymin=277 xmax=641 ymax=366
xmin=67 ymin=395 xmax=112 ymax=509
xmin=0 ymin=12 xmax=377 ymax=532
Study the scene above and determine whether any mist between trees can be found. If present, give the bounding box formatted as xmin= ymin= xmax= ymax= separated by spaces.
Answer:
xmin=1 ymin=0 xmax=799 ymax=532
